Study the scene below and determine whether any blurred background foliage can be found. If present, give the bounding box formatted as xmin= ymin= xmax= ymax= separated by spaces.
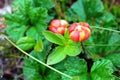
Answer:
xmin=0 ymin=0 xmax=120 ymax=80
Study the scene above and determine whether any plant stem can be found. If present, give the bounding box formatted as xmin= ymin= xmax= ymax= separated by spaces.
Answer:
xmin=5 ymin=37 xmax=73 ymax=80
xmin=81 ymin=42 xmax=93 ymax=72
xmin=84 ymin=43 xmax=120 ymax=46
xmin=91 ymin=26 xmax=120 ymax=33
xmin=81 ymin=42 xmax=87 ymax=57
xmin=81 ymin=42 xmax=88 ymax=60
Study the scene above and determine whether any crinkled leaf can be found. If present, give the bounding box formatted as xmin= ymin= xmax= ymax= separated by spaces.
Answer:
xmin=5 ymin=25 xmax=28 ymax=41
xmin=62 ymin=57 xmax=88 ymax=80
xmin=47 ymin=46 xmax=66 ymax=65
xmin=12 ymin=0 xmax=54 ymax=9
xmin=28 ymin=7 xmax=47 ymax=26
xmin=24 ymin=40 xmax=51 ymax=80
xmin=105 ymin=33 xmax=120 ymax=52
xmin=86 ymin=31 xmax=120 ymax=56
xmin=45 ymin=70 xmax=61 ymax=80
xmin=16 ymin=37 xmax=35 ymax=51
xmin=34 ymin=40 xmax=43 ymax=52
xmin=104 ymin=53 xmax=120 ymax=68
xmin=108 ymin=33 xmax=120 ymax=44
xmin=23 ymin=51 xmax=45 ymax=80
xmin=90 ymin=59 xmax=115 ymax=80
xmin=30 ymin=0 xmax=55 ymax=23
xmin=33 ymin=0 xmax=54 ymax=9
xmin=64 ymin=57 xmax=87 ymax=74
xmin=4 ymin=0 xmax=48 ymax=41
xmin=43 ymin=31 xmax=65 ymax=45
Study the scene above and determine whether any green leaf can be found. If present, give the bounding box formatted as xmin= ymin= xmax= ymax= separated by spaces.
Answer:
xmin=64 ymin=29 xmax=70 ymax=40
xmin=65 ymin=0 xmax=115 ymax=27
xmin=105 ymin=33 xmax=120 ymax=52
xmin=101 ymin=12 xmax=115 ymax=23
xmin=23 ymin=40 xmax=51 ymax=80
xmin=28 ymin=7 xmax=47 ymax=26
xmin=4 ymin=0 xmax=48 ymax=41
xmin=12 ymin=0 xmax=54 ymax=9
xmin=43 ymin=31 xmax=65 ymax=45
xmin=90 ymin=59 xmax=115 ymax=80
xmin=47 ymin=41 xmax=82 ymax=65
xmin=86 ymin=32 xmax=120 ymax=55
xmin=23 ymin=51 xmax=45 ymax=80
xmin=5 ymin=25 xmax=28 ymax=41
xmin=47 ymin=46 xmax=66 ymax=65
xmin=33 ymin=0 xmax=54 ymax=9
xmin=46 ymin=38 xmax=82 ymax=65
xmin=95 ymin=12 xmax=115 ymax=27
xmin=62 ymin=57 xmax=88 ymax=80
xmin=65 ymin=0 xmax=85 ymax=22
xmin=85 ymin=0 xmax=104 ymax=16
xmin=16 ymin=37 xmax=35 ymax=51
xmin=104 ymin=53 xmax=120 ymax=68
xmin=63 ymin=40 xmax=82 ymax=56
xmin=65 ymin=44 xmax=82 ymax=56
xmin=72 ymin=76 xmax=80 ymax=80
xmin=45 ymin=70 xmax=61 ymax=80
xmin=30 ymin=0 xmax=55 ymax=23
xmin=26 ymin=27 xmax=42 ymax=40
xmin=70 ymin=0 xmax=86 ymax=20
xmin=34 ymin=40 xmax=43 ymax=52
xmin=64 ymin=57 xmax=87 ymax=74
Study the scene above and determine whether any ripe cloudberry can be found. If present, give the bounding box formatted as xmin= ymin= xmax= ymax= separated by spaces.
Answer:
xmin=69 ymin=22 xmax=91 ymax=42
xmin=49 ymin=19 xmax=68 ymax=35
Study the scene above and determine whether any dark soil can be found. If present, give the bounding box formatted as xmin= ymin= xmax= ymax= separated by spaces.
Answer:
xmin=0 ymin=51 xmax=24 ymax=80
